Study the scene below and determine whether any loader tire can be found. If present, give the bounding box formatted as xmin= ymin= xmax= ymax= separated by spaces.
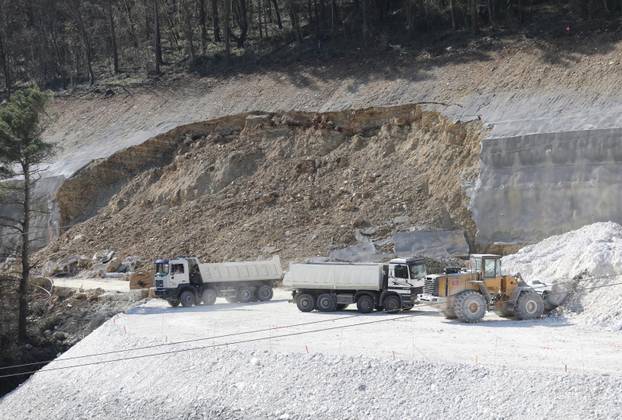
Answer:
xmin=296 ymin=293 xmax=315 ymax=312
xmin=238 ymin=287 xmax=254 ymax=303
xmin=356 ymin=294 xmax=375 ymax=314
xmin=453 ymin=290 xmax=486 ymax=323
xmin=201 ymin=288 xmax=217 ymax=306
xmin=317 ymin=294 xmax=337 ymax=312
xmin=256 ymin=285 xmax=274 ymax=301
xmin=180 ymin=290 xmax=196 ymax=308
xmin=383 ymin=295 xmax=401 ymax=313
xmin=515 ymin=291 xmax=544 ymax=320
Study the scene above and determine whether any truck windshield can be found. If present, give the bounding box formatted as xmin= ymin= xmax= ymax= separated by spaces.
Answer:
xmin=409 ymin=264 xmax=426 ymax=279
xmin=155 ymin=263 xmax=169 ymax=275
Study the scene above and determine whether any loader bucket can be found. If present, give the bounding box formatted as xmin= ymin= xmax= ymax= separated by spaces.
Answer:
xmin=541 ymin=283 xmax=570 ymax=312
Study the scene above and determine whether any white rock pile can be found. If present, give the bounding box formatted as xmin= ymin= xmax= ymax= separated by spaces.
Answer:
xmin=502 ymin=222 xmax=622 ymax=331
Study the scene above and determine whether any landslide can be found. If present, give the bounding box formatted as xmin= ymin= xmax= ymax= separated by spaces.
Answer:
xmin=39 ymin=104 xmax=484 ymax=265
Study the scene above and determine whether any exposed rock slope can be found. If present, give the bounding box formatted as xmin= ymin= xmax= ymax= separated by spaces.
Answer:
xmin=40 ymin=105 xmax=484 ymax=265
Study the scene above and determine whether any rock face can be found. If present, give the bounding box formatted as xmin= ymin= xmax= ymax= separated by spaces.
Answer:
xmin=473 ymin=128 xmax=622 ymax=249
xmin=37 ymin=105 xmax=483 ymax=264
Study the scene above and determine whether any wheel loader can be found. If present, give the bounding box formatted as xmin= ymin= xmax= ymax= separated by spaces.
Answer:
xmin=420 ymin=254 xmax=556 ymax=323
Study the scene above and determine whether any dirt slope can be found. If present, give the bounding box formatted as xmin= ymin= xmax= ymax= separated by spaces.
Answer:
xmin=39 ymin=104 xmax=483 ymax=265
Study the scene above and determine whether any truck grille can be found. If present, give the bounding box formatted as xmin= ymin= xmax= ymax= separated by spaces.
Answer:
xmin=155 ymin=279 xmax=163 ymax=289
xmin=424 ymin=277 xmax=439 ymax=296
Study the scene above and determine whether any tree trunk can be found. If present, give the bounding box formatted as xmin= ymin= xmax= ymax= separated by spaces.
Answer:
xmin=449 ymin=0 xmax=455 ymax=29
xmin=470 ymin=0 xmax=478 ymax=32
xmin=198 ymin=0 xmax=208 ymax=53
xmin=287 ymin=0 xmax=302 ymax=42
xmin=212 ymin=0 xmax=222 ymax=42
xmin=107 ymin=0 xmax=120 ymax=74
xmin=271 ymin=0 xmax=282 ymax=29
xmin=75 ymin=5 xmax=95 ymax=84
xmin=153 ymin=0 xmax=162 ymax=73
xmin=122 ymin=0 xmax=140 ymax=48
xmin=182 ymin=0 xmax=196 ymax=64
xmin=361 ymin=0 xmax=367 ymax=45
xmin=0 ymin=27 xmax=10 ymax=97
xmin=224 ymin=0 xmax=231 ymax=61
xmin=232 ymin=0 xmax=248 ymax=48
xmin=18 ymin=163 xmax=30 ymax=343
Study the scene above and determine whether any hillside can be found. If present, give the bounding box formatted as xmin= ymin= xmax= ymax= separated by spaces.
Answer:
xmin=39 ymin=105 xmax=483 ymax=265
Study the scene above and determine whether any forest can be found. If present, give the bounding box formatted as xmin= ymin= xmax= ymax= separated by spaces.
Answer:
xmin=0 ymin=0 xmax=620 ymax=93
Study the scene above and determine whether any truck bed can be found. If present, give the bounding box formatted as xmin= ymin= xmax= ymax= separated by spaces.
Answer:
xmin=283 ymin=262 xmax=383 ymax=291
xmin=199 ymin=256 xmax=282 ymax=283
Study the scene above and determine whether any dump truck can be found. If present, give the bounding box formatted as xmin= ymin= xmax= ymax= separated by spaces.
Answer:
xmin=154 ymin=256 xmax=282 ymax=307
xmin=420 ymin=253 xmax=558 ymax=322
xmin=283 ymin=258 xmax=427 ymax=313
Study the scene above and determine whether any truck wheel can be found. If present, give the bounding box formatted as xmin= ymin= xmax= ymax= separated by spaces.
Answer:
xmin=317 ymin=294 xmax=337 ymax=312
xmin=296 ymin=293 xmax=315 ymax=312
xmin=336 ymin=304 xmax=349 ymax=311
xmin=383 ymin=295 xmax=401 ymax=313
xmin=356 ymin=295 xmax=374 ymax=314
xmin=201 ymin=288 xmax=217 ymax=305
xmin=256 ymin=285 xmax=274 ymax=301
xmin=238 ymin=287 xmax=254 ymax=303
xmin=515 ymin=291 xmax=544 ymax=320
xmin=180 ymin=290 xmax=196 ymax=308
xmin=167 ymin=299 xmax=180 ymax=307
xmin=453 ymin=290 xmax=486 ymax=323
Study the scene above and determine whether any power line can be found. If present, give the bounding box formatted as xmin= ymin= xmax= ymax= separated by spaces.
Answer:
xmin=0 ymin=311 xmax=365 ymax=371
xmin=0 ymin=312 xmax=417 ymax=379
xmin=1 ymin=273 xmax=620 ymax=376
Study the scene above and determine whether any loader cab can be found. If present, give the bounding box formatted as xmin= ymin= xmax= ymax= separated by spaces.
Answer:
xmin=469 ymin=254 xmax=502 ymax=279
xmin=388 ymin=258 xmax=427 ymax=289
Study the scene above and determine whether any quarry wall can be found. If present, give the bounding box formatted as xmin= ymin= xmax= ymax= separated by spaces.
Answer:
xmin=472 ymin=128 xmax=622 ymax=250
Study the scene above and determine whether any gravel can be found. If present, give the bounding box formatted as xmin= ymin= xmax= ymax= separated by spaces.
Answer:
xmin=2 ymin=345 xmax=621 ymax=419
xmin=502 ymin=222 xmax=622 ymax=331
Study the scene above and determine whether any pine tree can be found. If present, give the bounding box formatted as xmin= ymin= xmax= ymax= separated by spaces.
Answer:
xmin=0 ymin=86 xmax=54 ymax=343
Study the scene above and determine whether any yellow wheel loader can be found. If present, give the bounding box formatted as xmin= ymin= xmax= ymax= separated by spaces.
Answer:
xmin=421 ymin=254 xmax=554 ymax=323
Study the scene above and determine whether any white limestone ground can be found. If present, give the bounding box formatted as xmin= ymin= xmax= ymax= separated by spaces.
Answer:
xmin=503 ymin=222 xmax=622 ymax=331
xmin=2 ymin=288 xmax=622 ymax=419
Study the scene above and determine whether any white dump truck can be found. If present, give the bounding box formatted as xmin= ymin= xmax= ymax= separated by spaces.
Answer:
xmin=154 ymin=256 xmax=283 ymax=307
xmin=283 ymin=258 xmax=427 ymax=313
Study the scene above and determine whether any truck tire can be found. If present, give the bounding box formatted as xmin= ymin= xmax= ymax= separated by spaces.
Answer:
xmin=383 ymin=295 xmax=401 ymax=313
xmin=238 ymin=287 xmax=254 ymax=303
xmin=256 ymin=285 xmax=274 ymax=301
xmin=515 ymin=291 xmax=544 ymax=320
xmin=442 ymin=297 xmax=456 ymax=319
xmin=317 ymin=294 xmax=337 ymax=312
xmin=201 ymin=288 xmax=217 ymax=305
xmin=167 ymin=299 xmax=180 ymax=307
xmin=453 ymin=290 xmax=486 ymax=323
xmin=296 ymin=293 xmax=315 ymax=312
xmin=356 ymin=294 xmax=374 ymax=314
xmin=180 ymin=290 xmax=196 ymax=308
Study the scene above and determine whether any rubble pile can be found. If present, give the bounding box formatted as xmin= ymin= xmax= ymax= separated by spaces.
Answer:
xmin=39 ymin=105 xmax=484 ymax=266
xmin=502 ymin=222 xmax=622 ymax=331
